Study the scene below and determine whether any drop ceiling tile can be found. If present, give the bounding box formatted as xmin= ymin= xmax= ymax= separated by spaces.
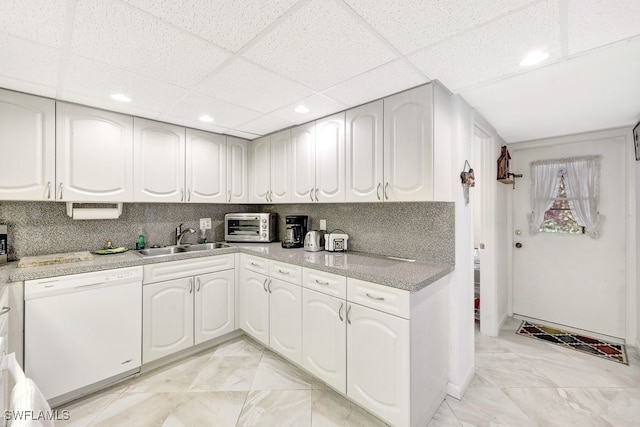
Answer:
xmin=62 ymin=55 xmax=189 ymax=115
xmin=70 ymin=0 xmax=231 ymax=89
xmin=58 ymin=91 xmax=160 ymax=119
xmin=0 ymin=33 xmax=60 ymax=88
xmin=408 ymin=1 xmax=560 ymax=91
xmin=270 ymin=94 xmax=348 ymax=124
xmin=198 ymin=58 xmax=314 ymax=113
xmin=122 ymin=0 xmax=298 ymax=52
xmin=345 ymin=0 xmax=534 ymax=54
xmin=322 ymin=59 xmax=428 ymax=106
xmin=235 ymin=115 xmax=295 ymax=136
xmin=165 ymin=93 xmax=263 ymax=129
xmin=567 ymin=0 xmax=640 ymax=55
xmin=243 ymin=0 xmax=396 ymax=91
xmin=0 ymin=0 xmax=70 ymax=48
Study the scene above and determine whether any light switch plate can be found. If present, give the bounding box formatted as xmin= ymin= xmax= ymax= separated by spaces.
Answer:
xmin=200 ymin=218 xmax=212 ymax=230
xmin=319 ymin=219 xmax=326 ymax=230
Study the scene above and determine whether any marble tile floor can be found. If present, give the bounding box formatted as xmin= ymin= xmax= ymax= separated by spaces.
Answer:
xmin=56 ymin=318 xmax=640 ymax=427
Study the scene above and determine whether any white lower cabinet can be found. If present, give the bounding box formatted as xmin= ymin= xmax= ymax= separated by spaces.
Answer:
xmin=238 ymin=269 xmax=270 ymax=346
xmin=195 ymin=270 xmax=235 ymax=345
xmin=269 ymin=279 xmax=302 ymax=364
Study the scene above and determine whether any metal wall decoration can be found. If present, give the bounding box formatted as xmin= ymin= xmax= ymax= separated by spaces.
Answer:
xmin=497 ymin=145 xmax=523 ymax=189
xmin=460 ymin=160 xmax=475 ymax=205
xmin=633 ymin=119 xmax=640 ymax=161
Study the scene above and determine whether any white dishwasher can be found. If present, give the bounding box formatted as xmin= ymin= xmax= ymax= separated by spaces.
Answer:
xmin=25 ymin=266 xmax=142 ymax=406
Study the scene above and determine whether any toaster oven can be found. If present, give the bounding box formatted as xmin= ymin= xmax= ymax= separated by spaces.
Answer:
xmin=225 ymin=213 xmax=277 ymax=242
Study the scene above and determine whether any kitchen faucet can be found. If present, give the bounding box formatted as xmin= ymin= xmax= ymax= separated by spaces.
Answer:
xmin=175 ymin=223 xmax=195 ymax=245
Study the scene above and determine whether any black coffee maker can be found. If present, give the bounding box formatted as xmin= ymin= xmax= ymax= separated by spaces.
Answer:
xmin=282 ymin=215 xmax=308 ymax=248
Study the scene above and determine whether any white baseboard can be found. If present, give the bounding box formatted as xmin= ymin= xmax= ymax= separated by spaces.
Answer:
xmin=447 ymin=364 xmax=474 ymax=400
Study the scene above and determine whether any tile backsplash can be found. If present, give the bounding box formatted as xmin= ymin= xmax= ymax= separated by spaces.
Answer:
xmin=0 ymin=201 xmax=454 ymax=264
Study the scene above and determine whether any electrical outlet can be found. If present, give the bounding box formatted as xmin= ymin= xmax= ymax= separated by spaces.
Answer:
xmin=319 ymin=219 xmax=326 ymax=230
xmin=199 ymin=218 xmax=212 ymax=230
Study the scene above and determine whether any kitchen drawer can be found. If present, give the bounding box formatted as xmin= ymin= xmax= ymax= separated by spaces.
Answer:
xmin=143 ymin=254 xmax=234 ymax=284
xmin=302 ymin=268 xmax=346 ymax=300
xmin=269 ymin=261 xmax=302 ymax=284
xmin=347 ymin=278 xmax=410 ymax=319
xmin=241 ymin=254 xmax=270 ymax=274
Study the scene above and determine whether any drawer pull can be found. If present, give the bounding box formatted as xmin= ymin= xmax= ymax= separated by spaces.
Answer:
xmin=0 ymin=307 xmax=10 ymax=316
xmin=277 ymin=269 xmax=290 ymax=275
xmin=250 ymin=262 xmax=260 ymax=267
xmin=315 ymin=279 xmax=330 ymax=286
xmin=365 ymin=293 xmax=385 ymax=301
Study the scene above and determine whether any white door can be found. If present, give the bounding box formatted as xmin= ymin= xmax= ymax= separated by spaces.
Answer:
xmin=346 ymin=303 xmax=410 ymax=427
xmin=270 ymin=129 xmax=291 ymax=203
xmin=302 ymin=288 xmax=346 ymax=393
xmin=133 ymin=118 xmax=185 ymax=202
xmin=315 ymin=112 xmax=345 ymax=203
xmin=226 ymin=136 xmax=248 ymax=203
xmin=0 ymin=89 xmax=55 ymax=201
xmin=511 ymin=137 xmax=627 ymax=338
xmin=383 ymin=86 xmax=433 ymax=201
xmin=345 ymin=100 xmax=384 ymax=202
xmin=248 ymin=136 xmax=271 ymax=203
xmin=290 ymin=122 xmax=316 ymax=203
xmin=56 ymin=102 xmax=133 ymax=202
xmin=142 ymin=277 xmax=194 ymax=363
xmin=269 ymin=278 xmax=302 ymax=364
xmin=238 ymin=269 xmax=270 ymax=346
xmin=195 ymin=270 xmax=235 ymax=345
xmin=186 ymin=129 xmax=226 ymax=203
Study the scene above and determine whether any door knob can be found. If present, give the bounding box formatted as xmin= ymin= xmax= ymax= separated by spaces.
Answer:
xmin=515 ymin=242 xmax=523 ymax=248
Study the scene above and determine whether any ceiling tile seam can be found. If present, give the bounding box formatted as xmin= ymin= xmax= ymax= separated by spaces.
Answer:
xmin=236 ymin=56 xmax=322 ymax=98
xmin=334 ymin=0 xmax=431 ymax=82
xmin=559 ymin=0 xmax=569 ymax=58
xmin=55 ymin=0 xmax=78 ymax=99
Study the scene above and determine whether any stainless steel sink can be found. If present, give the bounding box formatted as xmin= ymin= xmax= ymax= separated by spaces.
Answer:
xmin=136 ymin=242 xmax=231 ymax=257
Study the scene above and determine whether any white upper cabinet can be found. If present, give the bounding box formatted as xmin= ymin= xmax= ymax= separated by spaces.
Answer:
xmin=248 ymin=136 xmax=271 ymax=203
xmin=315 ymin=113 xmax=345 ymax=203
xmin=346 ymin=101 xmax=384 ymax=202
xmin=186 ymin=129 xmax=226 ymax=203
xmin=133 ymin=118 xmax=185 ymax=203
xmin=270 ymin=129 xmax=291 ymax=203
xmin=0 ymin=89 xmax=55 ymax=201
xmin=56 ymin=102 xmax=133 ymax=202
xmin=383 ymin=85 xmax=433 ymax=201
xmin=290 ymin=122 xmax=316 ymax=203
xmin=226 ymin=136 xmax=248 ymax=203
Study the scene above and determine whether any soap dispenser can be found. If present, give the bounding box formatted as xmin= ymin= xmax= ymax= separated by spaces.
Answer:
xmin=136 ymin=229 xmax=145 ymax=250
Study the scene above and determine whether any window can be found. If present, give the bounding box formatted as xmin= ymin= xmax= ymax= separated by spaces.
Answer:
xmin=539 ymin=176 xmax=585 ymax=234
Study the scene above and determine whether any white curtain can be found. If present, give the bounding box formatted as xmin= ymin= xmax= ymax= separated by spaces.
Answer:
xmin=564 ymin=157 xmax=604 ymax=238
xmin=529 ymin=161 xmax=562 ymax=234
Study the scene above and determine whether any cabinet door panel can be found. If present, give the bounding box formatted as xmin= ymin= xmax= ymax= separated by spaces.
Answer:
xmin=143 ymin=278 xmax=194 ymax=363
xmin=186 ymin=129 xmax=226 ymax=203
xmin=56 ymin=102 xmax=133 ymax=201
xmin=315 ymin=113 xmax=345 ymax=202
xmin=0 ymin=89 xmax=55 ymax=201
xmin=302 ymin=288 xmax=346 ymax=393
xmin=226 ymin=136 xmax=248 ymax=203
xmin=383 ymin=86 xmax=433 ymax=201
xmin=133 ymin=118 xmax=185 ymax=202
xmin=195 ymin=270 xmax=235 ymax=344
xmin=248 ymin=136 xmax=271 ymax=203
xmin=269 ymin=279 xmax=301 ymax=364
xmin=238 ymin=269 xmax=269 ymax=346
xmin=347 ymin=303 xmax=410 ymax=426
xmin=290 ymin=123 xmax=315 ymax=203
xmin=270 ymin=130 xmax=291 ymax=203
xmin=346 ymin=101 xmax=383 ymax=202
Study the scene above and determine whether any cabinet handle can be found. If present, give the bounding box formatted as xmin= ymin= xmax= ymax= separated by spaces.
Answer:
xmin=338 ymin=303 xmax=344 ymax=322
xmin=228 ymin=190 xmax=231 ymax=203
xmin=187 ymin=189 xmax=191 ymax=201
xmin=384 ymin=182 xmax=389 ymax=200
xmin=269 ymin=191 xmax=273 ymax=202
xmin=376 ymin=183 xmax=381 ymax=201
xmin=58 ymin=183 xmax=63 ymax=200
xmin=0 ymin=306 xmax=10 ymax=316
xmin=346 ymin=304 xmax=352 ymax=324
xmin=262 ymin=278 xmax=268 ymax=293
xmin=267 ymin=279 xmax=272 ymax=294
xmin=181 ymin=189 xmax=184 ymax=202
xmin=250 ymin=262 xmax=260 ymax=267
xmin=315 ymin=188 xmax=319 ymax=202
xmin=46 ymin=182 xmax=51 ymax=199
xmin=315 ymin=279 xmax=330 ymax=286
xmin=310 ymin=188 xmax=314 ymax=202
xmin=365 ymin=292 xmax=385 ymax=301
xmin=277 ymin=269 xmax=290 ymax=275
xmin=196 ymin=277 xmax=201 ymax=292
xmin=266 ymin=193 xmax=269 ymax=202
xmin=189 ymin=278 xmax=193 ymax=293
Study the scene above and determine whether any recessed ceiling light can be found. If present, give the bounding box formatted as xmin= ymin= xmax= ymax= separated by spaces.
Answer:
xmin=199 ymin=115 xmax=214 ymax=123
xmin=519 ymin=51 xmax=549 ymax=67
xmin=110 ymin=93 xmax=132 ymax=103
xmin=294 ymin=105 xmax=310 ymax=114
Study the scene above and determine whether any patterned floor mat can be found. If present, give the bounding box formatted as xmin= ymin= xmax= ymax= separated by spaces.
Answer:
xmin=516 ymin=321 xmax=628 ymax=365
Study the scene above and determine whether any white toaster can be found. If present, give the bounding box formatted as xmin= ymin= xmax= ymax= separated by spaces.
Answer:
xmin=324 ymin=233 xmax=349 ymax=252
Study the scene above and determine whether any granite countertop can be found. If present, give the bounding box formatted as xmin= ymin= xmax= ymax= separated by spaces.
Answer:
xmin=0 ymin=243 xmax=454 ymax=292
